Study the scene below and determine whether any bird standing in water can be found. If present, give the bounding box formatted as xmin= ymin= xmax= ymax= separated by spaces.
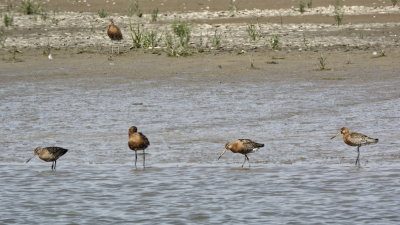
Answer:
xmin=218 ymin=139 xmax=264 ymax=168
xmin=128 ymin=126 xmax=150 ymax=168
xmin=107 ymin=18 xmax=123 ymax=54
xmin=26 ymin=147 xmax=68 ymax=171
xmin=331 ymin=127 xmax=378 ymax=167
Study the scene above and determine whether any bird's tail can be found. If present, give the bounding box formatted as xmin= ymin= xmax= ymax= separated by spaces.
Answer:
xmin=366 ymin=137 xmax=379 ymax=145
xmin=255 ymin=143 xmax=265 ymax=148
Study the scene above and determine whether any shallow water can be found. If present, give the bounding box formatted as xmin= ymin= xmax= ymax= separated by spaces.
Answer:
xmin=1 ymin=63 xmax=399 ymax=224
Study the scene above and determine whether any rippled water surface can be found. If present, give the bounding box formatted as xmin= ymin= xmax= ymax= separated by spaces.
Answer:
xmin=1 ymin=62 xmax=400 ymax=224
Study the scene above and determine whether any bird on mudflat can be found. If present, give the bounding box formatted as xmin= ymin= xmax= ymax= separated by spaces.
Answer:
xmin=331 ymin=127 xmax=378 ymax=167
xmin=107 ymin=18 xmax=123 ymax=54
xmin=26 ymin=147 xmax=68 ymax=171
xmin=218 ymin=139 xmax=264 ymax=168
xmin=128 ymin=126 xmax=150 ymax=168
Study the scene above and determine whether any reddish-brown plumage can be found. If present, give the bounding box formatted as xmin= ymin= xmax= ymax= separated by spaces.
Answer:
xmin=218 ymin=139 xmax=264 ymax=167
xmin=107 ymin=19 xmax=123 ymax=40
xmin=26 ymin=147 xmax=68 ymax=171
xmin=128 ymin=126 xmax=150 ymax=168
xmin=331 ymin=127 xmax=378 ymax=166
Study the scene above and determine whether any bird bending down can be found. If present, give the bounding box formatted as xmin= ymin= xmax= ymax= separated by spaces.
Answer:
xmin=107 ymin=18 xmax=123 ymax=54
xmin=218 ymin=139 xmax=264 ymax=168
xmin=26 ymin=147 xmax=68 ymax=171
xmin=128 ymin=126 xmax=150 ymax=168
xmin=331 ymin=127 xmax=378 ymax=167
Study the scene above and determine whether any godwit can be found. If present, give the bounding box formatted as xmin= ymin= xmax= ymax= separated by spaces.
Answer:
xmin=331 ymin=127 xmax=378 ymax=167
xmin=128 ymin=126 xmax=150 ymax=168
xmin=218 ymin=139 xmax=264 ymax=168
xmin=26 ymin=147 xmax=68 ymax=171
xmin=107 ymin=18 xmax=123 ymax=54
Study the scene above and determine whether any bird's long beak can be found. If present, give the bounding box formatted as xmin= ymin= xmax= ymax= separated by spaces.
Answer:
xmin=26 ymin=155 xmax=35 ymax=163
xmin=218 ymin=148 xmax=228 ymax=160
xmin=331 ymin=131 xmax=341 ymax=139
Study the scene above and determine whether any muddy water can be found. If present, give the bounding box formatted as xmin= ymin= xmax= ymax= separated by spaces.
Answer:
xmin=0 ymin=60 xmax=399 ymax=224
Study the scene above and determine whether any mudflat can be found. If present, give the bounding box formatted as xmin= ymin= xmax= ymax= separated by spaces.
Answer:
xmin=1 ymin=0 xmax=399 ymax=78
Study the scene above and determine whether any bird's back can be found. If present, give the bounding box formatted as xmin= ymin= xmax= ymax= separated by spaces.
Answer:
xmin=107 ymin=25 xmax=123 ymax=40
xmin=128 ymin=132 xmax=150 ymax=151
xmin=345 ymin=133 xmax=378 ymax=146
xmin=231 ymin=139 xmax=264 ymax=154
xmin=39 ymin=147 xmax=68 ymax=161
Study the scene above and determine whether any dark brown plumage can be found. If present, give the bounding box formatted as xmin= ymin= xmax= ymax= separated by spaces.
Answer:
xmin=26 ymin=147 xmax=68 ymax=171
xmin=128 ymin=126 xmax=150 ymax=168
xmin=218 ymin=139 xmax=264 ymax=168
xmin=107 ymin=18 xmax=123 ymax=54
xmin=331 ymin=127 xmax=378 ymax=167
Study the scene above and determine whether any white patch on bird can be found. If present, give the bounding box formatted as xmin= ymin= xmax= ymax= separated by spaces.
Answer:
xmin=48 ymin=54 xmax=53 ymax=60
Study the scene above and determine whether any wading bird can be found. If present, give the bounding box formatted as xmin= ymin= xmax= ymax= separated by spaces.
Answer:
xmin=218 ymin=139 xmax=264 ymax=168
xmin=107 ymin=18 xmax=123 ymax=54
xmin=26 ymin=147 xmax=68 ymax=171
xmin=331 ymin=127 xmax=378 ymax=167
xmin=128 ymin=126 xmax=150 ymax=168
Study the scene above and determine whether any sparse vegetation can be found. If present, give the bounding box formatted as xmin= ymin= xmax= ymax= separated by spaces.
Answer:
xmin=307 ymin=0 xmax=313 ymax=8
xmin=129 ymin=21 xmax=161 ymax=50
xmin=212 ymin=29 xmax=222 ymax=49
xmin=51 ymin=12 xmax=59 ymax=25
xmin=164 ymin=33 xmax=179 ymax=56
xmin=391 ymin=0 xmax=399 ymax=6
xmin=333 ymin=0 xmax=344 ymax=26
xmin=317 ymin=54 xmax=330 ymax=70
xmin=299 ymin=1 xmax=306 ymax=13
xmin=302 ymin=34 xmax=309 ymax=49
xmin=269 ymin=34 xmax=280 ymax=50
xmin=129 ymin=23 xmax=145 ymax=49
xmin=127 ymin=0 xmax=142 ymax=17
xmin=247 ymin=23 xmax=261 ymax=41
xmin=151 ymin=8 xmax=159 ymax=22
xmin=3 ymin=14 xmax=13 ymax=27
xmin=40 ymin=10 xmax=48 ymax=21
xmin=196 ymin=33 xmax=206 ymax=52
xmin=21 ymin=0 xmax=43 ymax=15
xmin=172 ymin=20 xmax=191 ymax=48
xmin=42 ymin=41 xmax=51 ymax=56
xmin=143 ymin=30 xmax=162 ymax=49
xmin=98 ymin=8 xmax=108 ymax=18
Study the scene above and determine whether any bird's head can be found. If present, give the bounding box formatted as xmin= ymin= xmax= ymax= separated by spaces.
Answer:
xmin=331 ymin=127 xmax=350 ymax=139
xmin=129 ymin=126 xmax=138 ymax=134
xmin=218 ymin=143 xmax=231 ymax=160
xmin=26 ymin=147 xmax=40 ymax=163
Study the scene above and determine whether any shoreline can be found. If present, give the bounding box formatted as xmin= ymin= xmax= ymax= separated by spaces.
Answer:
xmin=1 ymin=3 xmax=400 ymax=56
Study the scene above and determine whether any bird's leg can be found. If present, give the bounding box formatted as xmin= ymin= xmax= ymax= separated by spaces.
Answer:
xmin=54 ymin=160 xmax=57 ymax=170
xmin=246 ymin=155 xmax=251 ymax=168
xmin=143 ymin=150 xmax=146 ymax=168
xmin=135 ymin=150 xmax=138 ymax=168
xmin=242 ymin=155 xmax=248 ymax=168
xmin=355 ymin=146 xmax=360 ymax=167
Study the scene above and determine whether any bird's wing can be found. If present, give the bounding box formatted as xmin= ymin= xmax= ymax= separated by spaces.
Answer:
xmin=349 ymin=133 xmax=376 ymax=145
xmin=46 ymin=147 xmax=68 ymax=157
xmin=239 ymin=139 xmax=263 ymax=149
xmin=140 ymin=132 xmax=150 ymax=146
